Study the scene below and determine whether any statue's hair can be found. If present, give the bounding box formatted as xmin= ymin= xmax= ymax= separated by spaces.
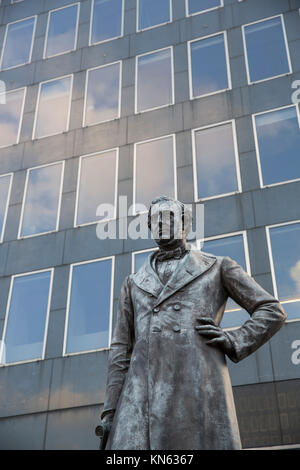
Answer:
xmin=147 ymin=195 xmax=193 ymax=236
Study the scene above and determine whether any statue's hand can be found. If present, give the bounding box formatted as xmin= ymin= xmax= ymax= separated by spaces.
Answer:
xmin=95 ymin=410 xmax=115 ymax=450
xmin=195 ymin=317 xmax=234 ymax=356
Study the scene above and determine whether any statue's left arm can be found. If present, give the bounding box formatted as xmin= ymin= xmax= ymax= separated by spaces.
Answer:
xmin=220 ymin=256 xmax=287 ymax=363
xmin=101 ymin=275 xmax=135 ymax=419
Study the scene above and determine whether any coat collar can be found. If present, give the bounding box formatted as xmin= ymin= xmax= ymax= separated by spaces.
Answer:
xmin=132 ymin=249 xmax=217 ymax=306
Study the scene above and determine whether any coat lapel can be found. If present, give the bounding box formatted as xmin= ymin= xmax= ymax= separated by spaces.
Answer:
xmin=132 ymin=252 xmax=164 ymax=298
xmin=154 ymin=250 xmax=217 ymax=306
xmin=132 ymin=249 xmax=217 ymax=303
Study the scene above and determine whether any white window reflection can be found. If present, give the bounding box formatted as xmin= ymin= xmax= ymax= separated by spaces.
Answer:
xmin=64 ymin=258 xmax=114 ymax=354
xmin=136 ymin=47 xmax=173 ymax=113
xmin=268 ymin=222 xmax=300 ymax=321
xmin=0 ymin=87 xmax=26 ymax=148
xmin=90 ymin=0 xmax=123 ymax=45
xmin=189 ymin=33 xmax=230 ymax=98
xmin=0 ymin=270 xmax=53 ymax=365
xmin=84 ymin=62 xmax=121 ymax=126
xmin=137 ymin=0 xmax=171 ymax=31
xmin=254 ymin=106 xmax=300 ymax=187
xmin=193 ymin=121 xmax=241 ymax=200
xmin=44 ymin=3 xmax=80 ymax=58
xmin=33 ymin=75 xmax=73 ymax=139
xmin=134 ymin=135 xmax=176 ymax=212
xmin=0 ymin=16 xmax=36 ymax=70
xmin=75 ymin=149 xmax=118 ymax=226
xmin=200 ymin=233 xmax=250 ymax=329
xmin=186 ymin=0 xmax=222 ymax=16
xmin=19 ymin=162 xmax=64 ymax=238
xmin=243 ymin=16 xmax=291 ymax=84
xmin=0 ymin=173 xmax=13 ymax=243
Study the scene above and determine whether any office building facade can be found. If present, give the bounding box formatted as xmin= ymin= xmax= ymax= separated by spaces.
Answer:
xmin=0 ymin=0 xmax=299 ymax=449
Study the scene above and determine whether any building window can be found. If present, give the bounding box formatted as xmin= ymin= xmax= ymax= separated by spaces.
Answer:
xmin=188 ymin=32 xmax=231 ymax=99
xmin=18 ymin=162 xmax=64 ymax=238
xmin=200 ymin=233 xmax=250 ymax=329
xmin=267 ymin=222 xmax=300 ymax=321
xmin=90 ymin=0 xmax=123 ymax=45
xmin=242 ymin=15 xmax=291 ymax=84
xmin=186 ymin=0 xmax=223 ymax=16
xmin=0 ymin=269 xmax=53 ymax=365
xmin=33 ymin=75 xmax=73 ymax=139
xmin=84 ymin=62 xmax=121 ymax=126
xmin=0 ymin=87 xmax=26 ymax=149
xmin=132 ymin=248 xmax=157 ymax=273
xmin=253 ymin=105 xmax=300 ymax=187
xmin=75 ymin=149 xmax=118 ymax=226
xmin=44 ymin=3 xmax=80 ymax=59
xmin=0 ymin=173 xmax=13 ymax=243
xmin=136 ymin=47 xmax=174 ymax=113
xmin=0 ymin=16 xmax=36 ymax=70
xmin=137 ymin=0 xmax=171 ymax=32
xmin=192 ymin=120 xmax=241 ymax=200
xmin=64 ymin=257 xmax=114 ymax=355
xmin=134 ymin=135 xmax=176 ymax=212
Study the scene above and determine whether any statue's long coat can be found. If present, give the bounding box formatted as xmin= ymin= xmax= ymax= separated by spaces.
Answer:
xmin=102 ymin=250 xmax=286 ymax=450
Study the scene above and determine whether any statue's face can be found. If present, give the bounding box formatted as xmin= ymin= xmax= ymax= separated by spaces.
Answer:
xmin=149 ymin=200 xmax=183 ymax=246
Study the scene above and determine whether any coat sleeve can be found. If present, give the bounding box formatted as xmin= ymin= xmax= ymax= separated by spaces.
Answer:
xmin=101 ymin=275 xmax=135 ymax=419
xmin=221 ymin=256 xmax=286 ymax=363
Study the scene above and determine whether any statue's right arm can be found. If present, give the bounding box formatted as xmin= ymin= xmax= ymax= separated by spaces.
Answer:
xmin=100 ymin=275 xmax=135 ymax=421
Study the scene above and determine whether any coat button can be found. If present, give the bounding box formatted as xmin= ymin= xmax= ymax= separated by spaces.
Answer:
xmin=173 ymin=304 xmax=181 ymax=311
xmin=172 ymin=325 xmax=181 ymax=332
xmin=152 ymin=326 xmax=162 ymax=332
xmin=153 ymin=307 xmax=160 ymax=313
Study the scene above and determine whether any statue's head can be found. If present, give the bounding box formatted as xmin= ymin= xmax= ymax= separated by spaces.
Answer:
xmin=148 ymin=196 xmax=192 ymax=248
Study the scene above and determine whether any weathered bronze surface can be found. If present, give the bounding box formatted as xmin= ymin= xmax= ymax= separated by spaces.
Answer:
xmin=97 ymin=196 xmax=286 ymax=450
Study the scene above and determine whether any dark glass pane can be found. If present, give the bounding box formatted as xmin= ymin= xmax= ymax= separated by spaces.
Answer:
xmin=2 ymin=271 xmax=51 ymax=364
xmin=190 ymin=33 xmax=228 ymax=97
xmin=195 ymin=122 xmax=239 ymax=199
xmin=138 ymin=0 xmax=170 ymax=30
xmin=45 ymin=4 xmax=78 ymax=57
xmin=188 ymin=0 xmax=221 ymax=15
xmin=137 ymin=48 xmax=173 ymax=112
xmin=244 ymin=17 xmax=290 ymax=83
xmin=255 ymin=107 xmax=300 ymax=186
xmin=66 ymin=259 xmax=113 ymax=353
xmin=91 ymin=0 xmax=122 ymax=44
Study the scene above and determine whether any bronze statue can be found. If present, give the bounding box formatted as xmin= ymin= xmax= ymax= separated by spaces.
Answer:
xmin=96 ymin=196 xmax=286 ymax=450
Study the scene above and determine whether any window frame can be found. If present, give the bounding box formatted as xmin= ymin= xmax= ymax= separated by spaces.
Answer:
xmin=43 ymin=2 xmax=81 ymax=60
xmin=0 ymin=172 xmax=13 ymax=244
xmin=89 ymin=0 xmax=125 ymax=47
xmin=185 ymin=0 xmax=224 ymax=17
xmin=242 ymin=14 xmax=292 ymax=86
xmin=266 ymin=220 xmax=300 ymax=324
xmin=135 ymin=46 xmax=175 ymax=114
xmin=0 ymin=267 xmax=54 ymax=367
xmin=136 ymin=0 xmax=172 ymax=33
xmin=192 ymin=119 xmax=242 ymax=202
xmin=83 ymin=61 xmax=122 ymax=127
xmin=17 ymin=160 xmax=65 ymax=240
xmin=62 ymin=256 xmax=115 ymax=357
xmin=32 ymin=74 xmax=73 ymax=140
xmin=0 ymin=86 xmax=27 ymax=149
xmin=187 ymin=31 xmax=231 ymax=100
xmin=74 ymin=148 xmax=119 ymax=228
xmin=133 ymin=133 xmax=177 ymax=215
xmin=252 ymin=103 xmax=300 ymax=189
xmin=0 ymin=15 xmax=37 ymax=71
